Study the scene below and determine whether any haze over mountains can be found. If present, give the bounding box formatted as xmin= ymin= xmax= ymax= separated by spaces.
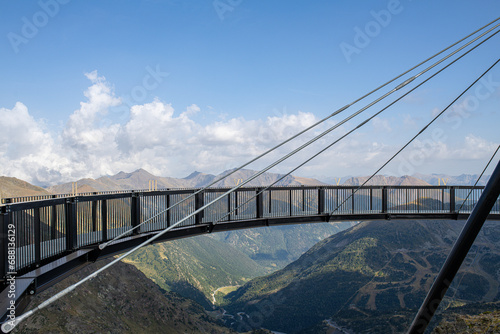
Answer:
xmin=0 ymin=168 xmax=491 ymax=201
xmin=46 ymin=168 xmax=326 ymax=195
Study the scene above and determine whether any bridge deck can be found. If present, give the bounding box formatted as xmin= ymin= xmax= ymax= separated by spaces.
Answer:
xmin=1 ymin=185 xmax=499 ymax=321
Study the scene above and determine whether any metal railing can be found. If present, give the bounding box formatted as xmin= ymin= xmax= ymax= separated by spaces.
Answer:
xmin=1 ymin=185 xmax=499 ymax=280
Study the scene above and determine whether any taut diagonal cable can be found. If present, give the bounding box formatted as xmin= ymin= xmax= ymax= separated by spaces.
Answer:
xmin=328 ymin=58 xmax=500 ymax=216
xmin=99 ymin=17 xmax=500 ymax=249
xmin=211 ymin=27 xmax=500 ymax=224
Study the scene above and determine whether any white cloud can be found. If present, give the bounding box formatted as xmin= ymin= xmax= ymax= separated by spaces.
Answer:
xmin=0 ymin=102 xmax=69 ymax=185
xmin=455 ymin=135 xmax=498 ymax=160
xmin=372 ymin=116 xmax=391 ymax=133
xmin=62 ymin=71 xmax=121 ymax=151
xmin=1 ymin=72 xmax=497 ymax=186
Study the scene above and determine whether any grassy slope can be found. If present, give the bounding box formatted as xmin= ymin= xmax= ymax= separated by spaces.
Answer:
xmin=210 ymin=222 xmax=357 ymax=270
xmin=0 ymin=176 xmax=50 ymax=199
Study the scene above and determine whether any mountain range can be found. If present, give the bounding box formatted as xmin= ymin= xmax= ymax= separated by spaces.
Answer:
xmin=412 ymin=173 xmax=491 ymax=186
xmin=46 ymin=168 xmax=326 ymax=194
xmin=342 ymin=174 xmax=430 ymax=186
xmin=0 ymin=169 xmax=490 ymax=201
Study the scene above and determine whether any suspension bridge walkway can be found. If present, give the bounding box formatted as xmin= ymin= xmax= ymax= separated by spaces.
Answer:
xmin=1 ymin=184 xmax=500 ymax=321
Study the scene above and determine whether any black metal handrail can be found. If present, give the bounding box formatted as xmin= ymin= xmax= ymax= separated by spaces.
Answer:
xmin=1 ymin=185 xmax=499 ymax=282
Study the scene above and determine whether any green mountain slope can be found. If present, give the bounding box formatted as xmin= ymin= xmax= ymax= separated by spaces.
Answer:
xmin=12 ymin=259 xmax=236 ymax=334
xmin=123 ymin=223 xmax=355 ymax=309
xmin=211 ymin=222 xmax=357 ymax=270
xmin=223 ymin=220 xmax=500 ymax=333
xmin=432 ymin=303 xmax=500 ymax=333
xmin=124 ymin=235 xmax=268 ymax=309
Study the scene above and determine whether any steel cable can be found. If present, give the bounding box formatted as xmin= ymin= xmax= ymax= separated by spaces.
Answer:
xmin=211 ymin=26 xmax=500 ymax=225
xmin=99 ymin=17 xmax=500 ymax=249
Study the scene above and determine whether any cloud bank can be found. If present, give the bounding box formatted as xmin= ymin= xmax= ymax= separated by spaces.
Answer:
xmin=0 ymin=72 xmax=497 ymax=186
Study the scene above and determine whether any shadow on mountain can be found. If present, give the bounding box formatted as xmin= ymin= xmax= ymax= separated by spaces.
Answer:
xmin=170 ymin=280 xmax=213 ymax=310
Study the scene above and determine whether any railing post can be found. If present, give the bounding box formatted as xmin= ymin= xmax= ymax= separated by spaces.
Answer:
xmin=131 ymin=193 xmax=141 ymax=235
xmin=268 ymin=190 xmax=272 ymax=214
xmin=351 ymin=188 xmax=355 ymax=214
xmin=318 ymin=187 xmax=325 ymax=214
xmin=101 ymin=199 xmax=108 ymax=242
xmin=227 ymin=192 xmax=232 ymax=221
xmin=65 ymin=197 xmax=77 ymax=251
xmin=256 ymin=188 xmax=263 ymax=219
xmin=382 ymin=187 xmax=388 ymax=213
xmin=417 ymin=188 xmax=420 ymax=213
xmin=34 ymin=207 xmax=41 ymax=267
xmin=195 ymin=191 xmax=204 ymax=224
xmin=0 ymin=206 xmax=11 ymax=283
xmin=235 ymin=192 xmax=239 ymax=216
xmin=51 ymin=195 xmax=57 ymax=239
xmin=166 ymin=194 xmax=171 ymax=227
xmin=370 ymin=188 xmax=373 ymax=211
xmin=450 ymin=186 xmax=456 ymax=213
xmin=302 ymin=187 xmax=306 ymax=212
xmin=289 ymin=189 xmax=292 ymax=216
xmin=92 ymin=200 xmax=98 ymax=233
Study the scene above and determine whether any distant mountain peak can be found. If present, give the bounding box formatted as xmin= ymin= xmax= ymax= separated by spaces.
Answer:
xmin=184 ymin=171 xmax=203 ymax=179
xmin=342 ymin=175 xmax=429 ymax=186
xmin=111 ymin=168 xmax=153 ymax=181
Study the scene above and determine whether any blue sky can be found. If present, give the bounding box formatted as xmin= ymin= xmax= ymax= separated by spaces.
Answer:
xmin=1 ymin=0 xmax=499 ymax=186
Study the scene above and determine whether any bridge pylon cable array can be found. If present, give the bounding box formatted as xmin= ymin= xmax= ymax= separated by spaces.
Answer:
xmin=328 ymin=58 xmax=500 ymax=216
xmin=2 ymin=19 xmax=500 ymax=334
xmin=98 ymin=17 xmax=500 ymax=250
xmin=207 ymin=26 xmax=500 ymax=225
